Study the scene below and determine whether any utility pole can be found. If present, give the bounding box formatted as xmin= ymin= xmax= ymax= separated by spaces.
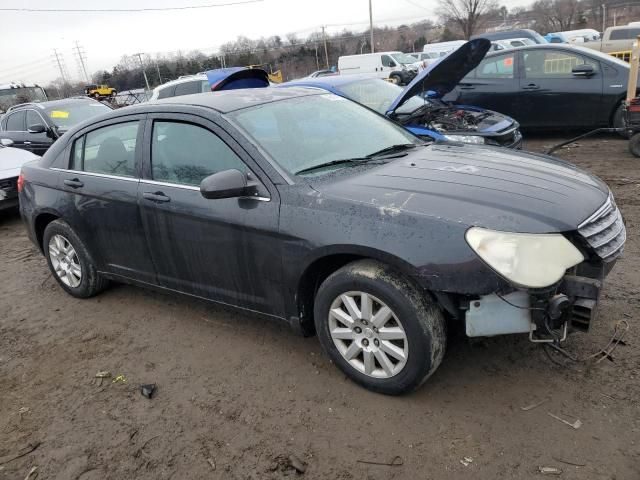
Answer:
xmin=314 ymin=43 xmax=319 ymax=70
xmin=369 ymin=0 xmax=374 ymax=53
xmin=321 ymin=26 xmax=329 ymax=69
xmin=52 ymin=49 xmax=68 ymax=83
xmin=155 ymin=60 xmax=163 ymax=84
xmin=74 ymin=41 xmax=90 ymax=83
xmin=133 ymin=52 xmax=151 ymax=91
xmin=602 ymin=4 xmax=606 ymax=33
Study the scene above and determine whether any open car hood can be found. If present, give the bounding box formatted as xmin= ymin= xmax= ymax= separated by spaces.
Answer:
xmin=206 ymin=67 xmax=270 ymax=91
xmin=386 ymin=39 xmax=491 ymax=114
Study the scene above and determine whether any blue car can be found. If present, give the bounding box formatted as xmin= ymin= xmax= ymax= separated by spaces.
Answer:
xmin=284 ymin=39 xmax=522 ymax=148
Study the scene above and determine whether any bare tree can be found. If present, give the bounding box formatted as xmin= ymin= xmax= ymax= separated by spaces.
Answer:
xmin=531 ymin=0 xmax=580 ymax=32
xmin=438 ymin=0 xmax=499 ymax=39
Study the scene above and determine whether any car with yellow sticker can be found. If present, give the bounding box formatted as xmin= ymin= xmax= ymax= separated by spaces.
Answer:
xmin=0 ymin=98 xmax=111 ymax=156
xmin=85 ymin=84 xmax=117 ymax=99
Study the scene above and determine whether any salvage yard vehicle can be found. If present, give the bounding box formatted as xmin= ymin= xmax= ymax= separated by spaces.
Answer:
xmin=19 ymin=87 xmax=625 ymax=394
xmin=0 ymin=98 xmax=111 ymax=156
xmin=85 ymin=84 xmax=117 ymax=99
xmin=0 ymin=140 xmax=38 ymax=211
xmin=286 ymin=39 xmax=522 ymax=147
xmin=148 ymin=67 xmax=270 ymax=101
xmin=0 ymin=82 xmax=48 ymax=113
xmin=445 ymin=43 xmax=639 ymax=130
xmin=338 ymin=52 xmax=418 ymax=85
xmin=581 ymin=24 xmax=640 ymax=57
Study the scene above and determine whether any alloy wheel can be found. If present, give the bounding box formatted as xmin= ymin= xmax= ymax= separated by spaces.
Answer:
xmin=328 ymin=291 xmax=408 ymax=378
xmin=48 ymin=234 xmax=82 ymax=288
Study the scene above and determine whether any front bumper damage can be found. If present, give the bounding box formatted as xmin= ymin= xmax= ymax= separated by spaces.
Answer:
xmin=465 ymin=273 xmax=602 ymax=341
xmin=0 ymin=176 xmax=19 ymax=211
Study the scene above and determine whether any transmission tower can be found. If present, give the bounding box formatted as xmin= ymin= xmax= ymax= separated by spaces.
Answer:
xmin=73 ymin=41 xmax=90 ymax=83
xmin=52 ymin=49 xmax=70 ymax=83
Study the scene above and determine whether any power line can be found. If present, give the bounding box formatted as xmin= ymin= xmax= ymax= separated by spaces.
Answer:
xmin=0 ymin=0 xmax=263 ymax=13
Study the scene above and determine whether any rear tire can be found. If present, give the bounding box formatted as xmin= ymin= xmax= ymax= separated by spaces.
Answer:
xmin=43 ymin=220 xmax=109 ymax=298
xmin=630 ymin=133 xmax=640 ymax=158
xmin=613 ymin=104 xmax=630 ymax=139
xmin=314 ymin=259 xmax=446 ymax=395
xmin=389 ymin=74 xmax=402 ymax=85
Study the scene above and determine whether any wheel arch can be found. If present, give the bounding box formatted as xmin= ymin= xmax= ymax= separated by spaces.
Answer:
xmin=34 ymin=211 xmax=60 ymax=252
xmin=293 ymin=245 xmax=421 ymax=335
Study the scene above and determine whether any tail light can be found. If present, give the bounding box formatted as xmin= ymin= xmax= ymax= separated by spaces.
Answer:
xmin=17 ymin=172 xmax=25 ymax=193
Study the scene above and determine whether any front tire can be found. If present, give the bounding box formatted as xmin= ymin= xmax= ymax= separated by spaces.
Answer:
xmin=43 ymin=220 xmax=108 ymax=298
xmin=314 ymin=260 xmax=446 ymax=395
xmin=389 ymin=74 xmax=402 ymax=85
xmin=630 ymin=133 xmax=640 ymax=158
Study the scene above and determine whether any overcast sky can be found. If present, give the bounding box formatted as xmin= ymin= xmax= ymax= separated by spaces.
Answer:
xmin=0 ymin=0 xmax=532 ymax=85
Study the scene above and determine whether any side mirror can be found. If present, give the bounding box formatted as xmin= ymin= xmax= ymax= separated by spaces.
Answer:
xmin=0 ymin=138 xmax=14 ymax=147
xmin=27 ymin=123 xmax=47 ymax=134
xmin=200 ymin=169 xmax=258 ymax=200
xmin=572 ymin=64 xmax=595 ymax=77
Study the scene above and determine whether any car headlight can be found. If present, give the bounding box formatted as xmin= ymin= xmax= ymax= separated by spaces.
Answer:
xmin=443 ymin=135 xmax=485 ymax=145
xmin=465 ymin=227 xmax=584 ymax=288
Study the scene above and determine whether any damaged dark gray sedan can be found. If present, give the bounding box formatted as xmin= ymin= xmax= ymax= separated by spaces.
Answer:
xmin=18 ymin=87 xmax=625 ymax=394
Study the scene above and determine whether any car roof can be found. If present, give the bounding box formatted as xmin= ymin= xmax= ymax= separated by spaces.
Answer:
xmin=144 ymin=86 xmax=326 ymax=113
xmin=485 ymin=43 xmax=599 ymax=56
xmin=286 ymin=74 xmax=377 ymax=89
xmin=8 ymin=98 xmax=104 ymax=111
xmin=153 ymin=74 xmax=208 ymax=91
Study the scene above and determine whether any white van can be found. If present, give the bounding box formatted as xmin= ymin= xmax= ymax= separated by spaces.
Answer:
xmin=337 ymin=52 xmax=418 ymax=84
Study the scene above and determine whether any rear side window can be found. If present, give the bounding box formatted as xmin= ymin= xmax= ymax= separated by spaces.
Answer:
xmin=609 ymin=28 xmax=640 ymax=41
xmin=476 ymin=53 xmax=515 ymax=79
xmin=151 ymin=121 xmax=246 ymax=186
xmin=71 ymin=121 xmax=139 ymax=177
xmin=173 ymin=81 xmax=203 ymax=97
xmin=5 ymin=111 xmax=26 ymax=131
xmin=157 ymin=86 xmax=175 ymax=99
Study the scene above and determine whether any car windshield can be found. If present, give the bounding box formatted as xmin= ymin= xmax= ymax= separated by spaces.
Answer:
xmin=391 ymin=53 xmax=418 ymax=65
xmin=229 ymin=94 xmax=420 ymax=176
xmin=43 ymin=102 xmax=111 ymax=129
xmin=336 ymin=79 xmax=429 ymax=115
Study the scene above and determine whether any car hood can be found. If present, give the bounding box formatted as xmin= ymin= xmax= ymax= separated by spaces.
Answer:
xmin=311 ymin=144 xmax=609 ymax=233
xmin=0 ymin=147 xmax=38 ymax=179
xmin=206 ymin=67 xmax=270 ymax=91
xmin=387 ymin=39 xmax=491 ymax=114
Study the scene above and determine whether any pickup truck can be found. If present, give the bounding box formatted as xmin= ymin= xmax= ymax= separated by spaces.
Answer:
xmin=581 ymin=24 xmax=640 ymax=55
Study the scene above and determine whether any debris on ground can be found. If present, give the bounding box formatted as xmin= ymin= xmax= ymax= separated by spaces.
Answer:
xmin=521 ymin=398 xmax=548 ymax=411
xmin=112 ymin=374 xmax=127 ymax=384
xmin=23 ymin=466 xmax=37 ymax=480
xmin=356 ymin=455 xmax=403 ymax=467
xmin=94 ymin=371 xmax=111 ymax=386
xmin=548 ymin=412 xmax=582 ymax=429
xmin=18 ymin=407 xmax=29 ymax=419
xmin=537 ymin=466 xmax=562 ymax=475
xmin=140 ymin=383 xmax=156 ymax=399
xmin=0 ymin=441 xmax=41 ymax=466
xmin=551 ymin=456 xmax=586 ymax=467
xmin=460 ymin=456 xmax=474 ymax=467
xmin=288 ymin=454 xmax=307 ymax=473
xmin=206 ymin=458 xmax=216 ymax=470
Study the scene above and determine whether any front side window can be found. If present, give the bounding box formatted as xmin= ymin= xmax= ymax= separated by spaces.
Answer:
xmin=230 ymin=94 xmax=419 ymax=176
xmin=523 ymin=50 xmax=598 ymax=78
xmin=151 ymin=121 xmax=246 ymax=186
xmin=610 ymin=28 xmax=640 ymax=40
xmin=5 ymin=111 xmax=26 ymax=131
xmin=26 ymin=110 xmax=43 ymax=129
xmin=381 ymin=55 xmax=395 ymax=67
xmin=71 ymin=121 xmax=138 ymax=177
xmin=476 ymin=53 xmax=515 ymax=79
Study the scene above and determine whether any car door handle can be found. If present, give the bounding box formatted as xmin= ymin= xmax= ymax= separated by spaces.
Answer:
xmin=23 ymin=141 xmax=31 ymax=145
xmin=63 ymin=178 xmax=84 ymax=189
xmin=143 ymin=191 xmax=170 ymax=203
xmin=459 ymin=85 xmax=476 ymax=90
xmin=522 ymin=83 xmax=540 ymax=91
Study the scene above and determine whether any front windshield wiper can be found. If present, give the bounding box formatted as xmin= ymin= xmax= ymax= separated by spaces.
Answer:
xmin=365 ymin=143 xmax=419 ymax=158
xmin=295 ymin=157 xmax=374 ymax=175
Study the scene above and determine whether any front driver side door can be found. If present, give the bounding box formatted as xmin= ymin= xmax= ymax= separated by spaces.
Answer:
xmin=139 ymin=114 xmax=284 ymax=316
xmin=446 ymin=51 xmax=521 ymax=121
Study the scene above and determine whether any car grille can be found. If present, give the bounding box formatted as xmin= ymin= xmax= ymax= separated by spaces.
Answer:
xmin=578 ymin=195 xmax=626 ymax=261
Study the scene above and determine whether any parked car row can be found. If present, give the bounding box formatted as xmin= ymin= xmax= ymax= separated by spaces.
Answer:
xmin=16 ymin=46 xmax=627 ymax=394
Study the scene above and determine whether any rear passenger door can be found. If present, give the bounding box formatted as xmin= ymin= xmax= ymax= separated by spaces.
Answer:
xmin=138 ymin=113 xmax=283 ymax=315
xmin=58 ymin=115 xmax=157 ymax=283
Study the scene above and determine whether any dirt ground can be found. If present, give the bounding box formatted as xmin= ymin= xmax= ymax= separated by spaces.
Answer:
xmin=1 ymin=134 xmax=639 ymax=480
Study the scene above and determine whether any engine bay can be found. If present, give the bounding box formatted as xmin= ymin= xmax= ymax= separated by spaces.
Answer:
xmin=397 ymin=99 xmax=495 ymax=133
